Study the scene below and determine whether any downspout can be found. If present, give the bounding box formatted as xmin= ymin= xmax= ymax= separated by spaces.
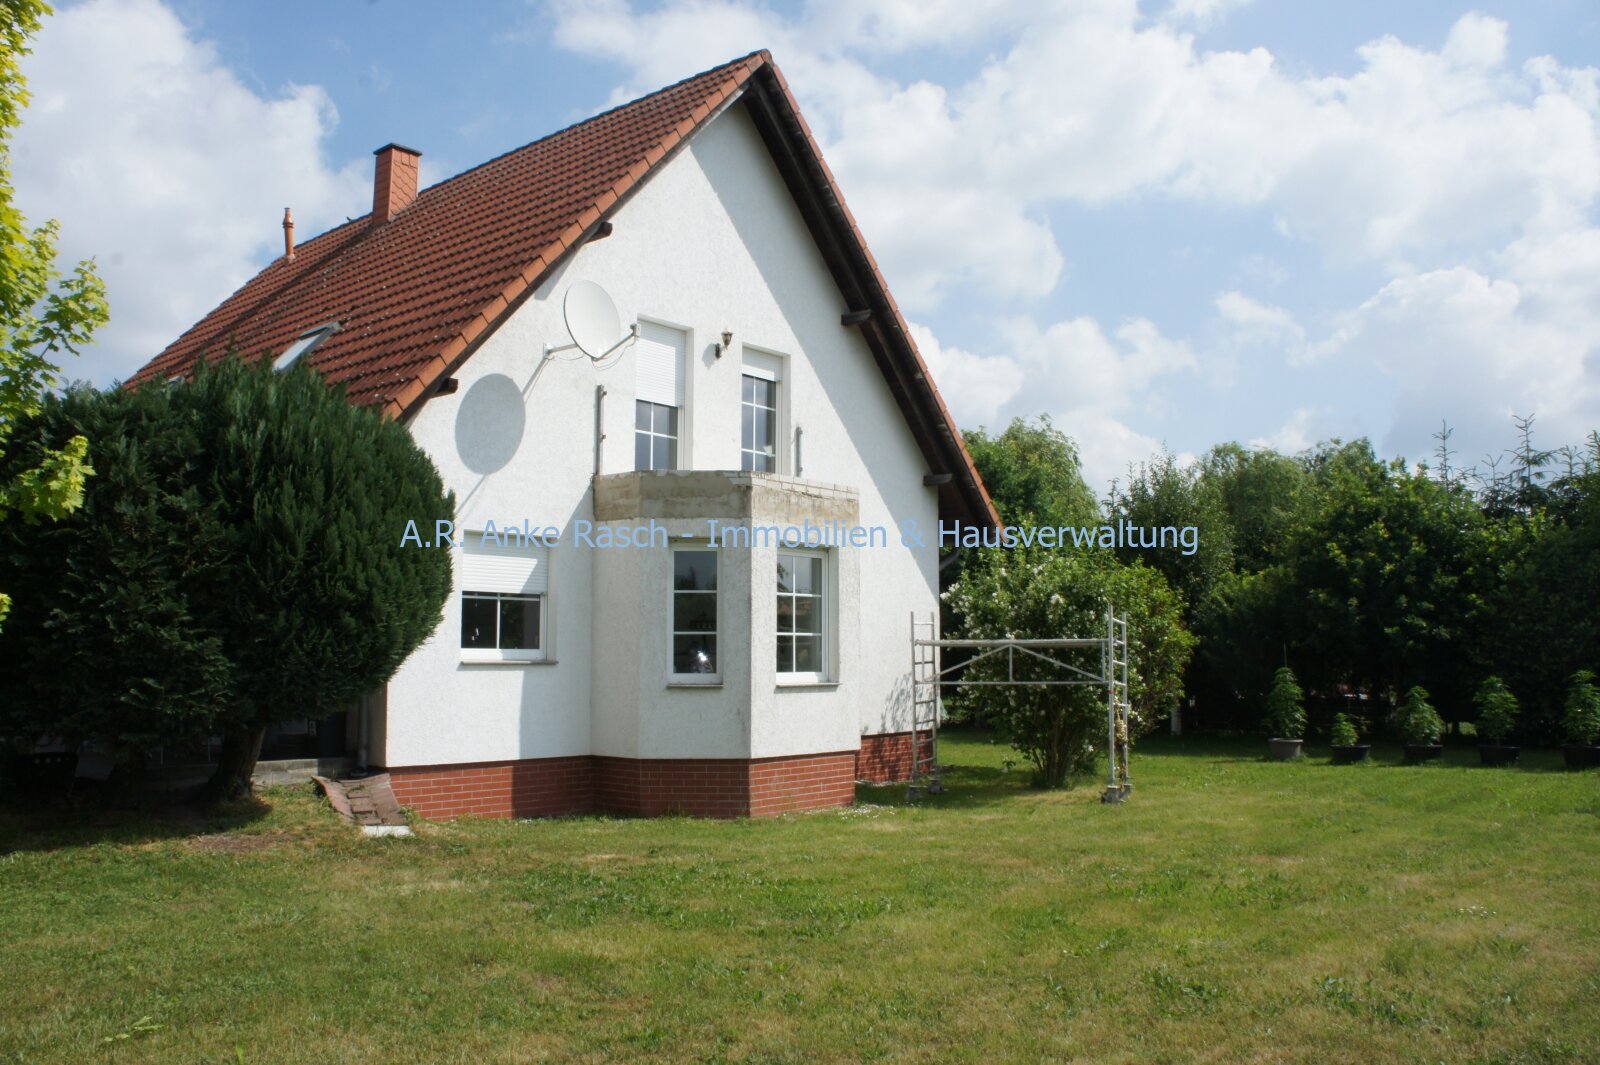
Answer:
xmin=357 ymin=692 xmax=370 ymax=774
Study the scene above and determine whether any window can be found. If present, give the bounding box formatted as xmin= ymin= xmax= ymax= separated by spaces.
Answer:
xmin=672 ymin=549 xmax=718 ymax=678
xmin=635 ymin=320 xmax=685 ymax=470
xmin=741 ymin=349 xmax=783 ymax=473
xmin=460 ymin=535 xmax=549 ymax=662
xmin=741 ymin=375 xmax=778 ymax=472
xmin=274 ymin=322 xmax=340 ymax=371
xmin=635 ymin=401 xmax=678 ymax=470
xmin=461 ymin=593 xmax=541 ymax=653
xmin=776 ymin=551 xmax=825 ymax=679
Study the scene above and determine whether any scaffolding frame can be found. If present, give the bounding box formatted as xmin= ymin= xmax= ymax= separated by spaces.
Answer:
xmin=909 ymin=605 xmax=1133 ymax=804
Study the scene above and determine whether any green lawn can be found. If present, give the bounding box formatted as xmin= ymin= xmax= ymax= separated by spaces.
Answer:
xmin=2 ymin=732 xmax=1598 ymax=1064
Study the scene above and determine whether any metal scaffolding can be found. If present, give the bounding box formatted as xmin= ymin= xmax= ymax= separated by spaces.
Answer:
xmin=909 ymin=605 xmax=1133 ymax=804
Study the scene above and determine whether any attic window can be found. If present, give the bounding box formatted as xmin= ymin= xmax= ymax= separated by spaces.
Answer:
xmin=274 ymin=322 xmax=340 ymax=371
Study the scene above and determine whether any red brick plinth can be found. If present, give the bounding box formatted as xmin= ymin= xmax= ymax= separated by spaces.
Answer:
xmin=388 ymin=744 xmax=878 ymax=820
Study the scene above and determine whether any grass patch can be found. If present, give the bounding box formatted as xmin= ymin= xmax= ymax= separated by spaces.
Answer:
xmin=2 ymin=731 xmax=1597 ymax=1062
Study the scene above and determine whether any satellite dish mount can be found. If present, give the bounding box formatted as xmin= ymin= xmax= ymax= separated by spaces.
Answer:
xmin=547 ymin=280 xmax=636 ymax=360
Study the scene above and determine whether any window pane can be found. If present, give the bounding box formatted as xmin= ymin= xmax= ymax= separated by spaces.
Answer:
xmin=742 ymin=375 xmax=756 ymax=402
xmin=674 ymin=591 xmax=717 ymax=632
xmin=793 ymin=635 xmax=822 ymax=672
xmin=656 ymin=403 xmax=678 ymax=436
xmin=752 ymin=377 xmax=774 ymax=408
xmin=461 ymin=595 xmax=498 ymax=648
xmin=674 ymin=550 xmax=717 ymax=591
xmin=674 ymin=635 xmax=717 ymax=675
xmin=635 ymin=431 xmax=652 ymax=471
xmin=792 ymin=594 xmax=817 ymax=635
xmin=635 ymin=400 xmax=652 ymax=431
xmin=741 ymin=404 xmax=754 ymax=450
xmin=499 ymin=596 xmax=540 ymax=650
xmin=751 ymin=450 xmax=773 ymax=473
xmin=799 ymin=556 xmax=820 ymax=594
xmin=776 ymin=596 xmax=795 ymax=633
xmin=653 ymin=436 xmax=674 ymax=472
xmin=776 ymin=635 xmax=794 ymax=673
xmin=753 ymin=408 xmax=770 ymax=452
xmin=779 ymin=554 xmax=819 ymax=594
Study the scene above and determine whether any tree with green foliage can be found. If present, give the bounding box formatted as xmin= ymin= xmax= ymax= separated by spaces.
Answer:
xmin=0 ymin=357 xmax=455 ymax=799
xmin=0 ymin=0 xmax=109 ymax=630
xmin=1110 ymin=447 xmax=1235 ymax=608
xmin=961 ymin=415 xmax=1100 ymax=528
xmin=1281 ymin=445 xmax=1489 ymax=715
xmin=1394 ymin=686 xmax=1444 ymax=746
xmin=1263 ymin=666 xmax=1305 ymax=740
xmin=1472 ymin=676 xmax=1520 ymax=746
xmin=1487 ymin=456 xmax=1600 ymax=738
xmin=945 ymin=547 xmax=1193 ymax=787
xmin=1197 ymin=442 xmax=1315 ymax=574
xmin=0 ymin=382 xmax=232 ymax=774
xmin=1563 ymin=671 xmax=1600 ymax=748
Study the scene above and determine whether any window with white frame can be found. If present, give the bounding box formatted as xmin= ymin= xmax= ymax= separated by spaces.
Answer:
xmin=776 ymin=551 xmax=825 ymax=679
xmin=741 ymin=349 xmax=782 ymax=473
xmin=635 ymin=320 xmax=685 ymax=471
xmin=672 ymin=548 xmax=718 ymax=678
xmin=459 ymin=536 xmax=549 ymax=662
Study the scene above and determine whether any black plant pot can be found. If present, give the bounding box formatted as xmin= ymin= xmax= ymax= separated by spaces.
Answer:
xmin=1268 ymin=738 xmax=1304 ymax=761
xmin=1403 ymin=744 xmax=1444 ymax=765
xmin=1479 ymin=745 xmax=1520 ymax=767
xmin=1562 ymin=745 xmax=1600 ymax=770
xmin=1330 ymin=745 xmax=1371 ymax=765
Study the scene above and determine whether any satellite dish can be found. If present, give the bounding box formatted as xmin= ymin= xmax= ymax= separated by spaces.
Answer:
xmin=563 ymin=280 xmax=624 ymax=359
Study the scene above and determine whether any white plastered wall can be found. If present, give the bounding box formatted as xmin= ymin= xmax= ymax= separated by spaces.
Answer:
xmin=382 ymin=98 xmax=938 ymax=767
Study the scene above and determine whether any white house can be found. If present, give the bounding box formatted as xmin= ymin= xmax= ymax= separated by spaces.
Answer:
xmin=133 ymin=51 xmax=997 ymax=818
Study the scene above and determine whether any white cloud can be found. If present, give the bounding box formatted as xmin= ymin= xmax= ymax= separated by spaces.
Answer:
xmin=1309 ymin=242 xmax=1600 ymax=466
xmin=1164 ymin=0 xmax=1256 ymax=29
xmin=987 ymin=314 xmax=1197 ymax=487
xmin=12 ymin=0 xmax=366 ymax=383
xmin=909 ymin=310 xmax=1202 ymax=489
xmin=907 ymin=321 xmax=1022 ymax=430
xmin=551 ymin=4 xmax=1600 ymax=309
xmin=1215 ymin=291 xmax=1305 ymax=350
xmin=1249 ymin=407 xmax=1338 ymax=453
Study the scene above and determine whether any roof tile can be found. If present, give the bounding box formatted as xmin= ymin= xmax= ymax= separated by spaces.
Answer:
xmin=131 ymin=53 xmax=762 ymax=409
xmin=129 ymin=50 xmax=996 ymax=527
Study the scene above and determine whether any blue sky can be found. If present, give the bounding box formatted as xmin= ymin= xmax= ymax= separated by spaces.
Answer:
xmin=13 ymin=0 xmax=1600 ymax=489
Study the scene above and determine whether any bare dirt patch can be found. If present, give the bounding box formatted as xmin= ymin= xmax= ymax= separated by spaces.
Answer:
xmin=188 ymin=833 xmax=277 ymax=854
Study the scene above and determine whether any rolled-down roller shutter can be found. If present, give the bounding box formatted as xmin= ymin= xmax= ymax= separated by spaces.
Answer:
xmin=635 ymin=321 xmax=685 ymax=407
xmin=460 ymin=536 xmax=548 ymax=594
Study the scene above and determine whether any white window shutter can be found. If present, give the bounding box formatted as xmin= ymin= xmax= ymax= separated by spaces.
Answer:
xmin=742 ymin=349 xmax=782 ymax=382
xmin=635 ymin=321 xmax=684 ymax=407
xmin=460 ymin=537 xmax=548 ymax=594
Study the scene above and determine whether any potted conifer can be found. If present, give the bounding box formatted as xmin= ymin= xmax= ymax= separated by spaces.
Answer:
xmin=1329 ymin=713 xmax=1370 ymax=764
xmin=1474 ymin=676 xmax=1521 ymax=767
xmin=1562 ymin=670 xmax=1600 ymax=770
xmin=1265 ymin=666 xmax=1306 ymax=761
xmin=1397 ymin=686 xmax=1445 ymax=764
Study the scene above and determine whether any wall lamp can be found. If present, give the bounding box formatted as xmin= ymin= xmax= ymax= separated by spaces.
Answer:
xmin=716 ymin=329 xmax=734 ymax=358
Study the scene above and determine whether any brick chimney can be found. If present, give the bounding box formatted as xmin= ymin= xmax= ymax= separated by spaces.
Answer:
xmin=372 ymin=143 xmax=421 ymax=222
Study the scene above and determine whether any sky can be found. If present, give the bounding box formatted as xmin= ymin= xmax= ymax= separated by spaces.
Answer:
xmin=10 ymin=0 xmax=1600 ymax=490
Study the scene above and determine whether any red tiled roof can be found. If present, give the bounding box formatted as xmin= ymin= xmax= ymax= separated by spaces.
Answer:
xmin=130 ymin=51 xmax=998 ymax=528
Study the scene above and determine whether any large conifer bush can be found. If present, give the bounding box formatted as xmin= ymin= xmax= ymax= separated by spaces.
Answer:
xmin=0 ymin=357 xmax=454 ymax=798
